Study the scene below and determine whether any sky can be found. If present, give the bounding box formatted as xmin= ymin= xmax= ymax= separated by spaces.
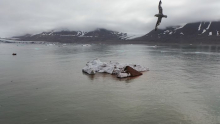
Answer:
xmin=0 ymin=0 xmax=220 ymax=37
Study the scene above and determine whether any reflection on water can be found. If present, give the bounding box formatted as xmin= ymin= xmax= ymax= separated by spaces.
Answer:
xmin=0 ymin=43 xmax=220 ymax=124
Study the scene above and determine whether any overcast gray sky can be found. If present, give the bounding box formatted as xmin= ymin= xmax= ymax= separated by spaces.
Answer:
xmin=0 ymin=0 xmax=220 ymax=37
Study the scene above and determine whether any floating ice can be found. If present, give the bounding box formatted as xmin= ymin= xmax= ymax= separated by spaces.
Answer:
xmin=180 ymin=32 xmax=184 ymax=35
xmin=217 ymin=31 xmax=219 ymax=36
xmin=82 ymin=44 xmax=91 ymax=47
xmin=82 ymin=59 xmax=149 ymax=78
xmin=117 ymin=73 xmax=131 ymax=78
xmin=209 ymin=32 xmax=212 ymax=36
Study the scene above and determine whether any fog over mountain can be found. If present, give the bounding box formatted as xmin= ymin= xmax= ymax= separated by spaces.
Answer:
xmin=0 ymin=0 xmax=220 ymax=37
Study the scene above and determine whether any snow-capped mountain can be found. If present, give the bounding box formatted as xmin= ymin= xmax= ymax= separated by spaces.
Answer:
xmin=135 ymin=21 xmax=220 ymax=44
xmin=15 ymin=28 xmax=131 ymax=43
xmin=14 ymin=21 xmax=220 ymax=44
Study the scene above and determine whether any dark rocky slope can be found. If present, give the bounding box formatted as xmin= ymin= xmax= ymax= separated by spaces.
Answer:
xmin=134 ymin=21 xmax=220 ymax=44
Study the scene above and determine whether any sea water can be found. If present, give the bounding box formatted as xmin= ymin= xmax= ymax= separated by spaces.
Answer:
xmin=0 ymin=43 xmax=220 ymax=124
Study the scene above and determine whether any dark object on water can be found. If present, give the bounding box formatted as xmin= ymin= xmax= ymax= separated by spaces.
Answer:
xmin=154 ymin=0 xmax=167 ymax=31
xmin=124 ymin=66 xmax=143 ymax=77
xmin=12 ymin=53 xmax=17 ymax=55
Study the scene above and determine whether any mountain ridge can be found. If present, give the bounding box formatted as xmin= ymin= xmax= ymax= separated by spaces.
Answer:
xmin=13 ymin=21 xmax=220 ymax=44
xmin=14 ymin=28 xmax=134 ymax=43
xmin=134 ymin=21 xmax=220 ymax=44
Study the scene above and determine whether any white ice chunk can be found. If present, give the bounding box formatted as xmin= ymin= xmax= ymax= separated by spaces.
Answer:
xmin=180 ymin=32 xmax=184 ymax=35
xmin=82 ymin=44 xmax=91 ymax=47
xmin=127 ymin=64 xmax=148 ymax=72
xmin=209 ymin=32 xmax=212 ymax=36
xmin=117 ymin=73 xmax=131 ymax=78
xmin=169 ymin=32 xmax=173 ymax=35
xmin=217 ymin=31 xmax=219 ymax=36
xmin=206 ymin=22 xmax=212 ymax=30
xmin=77 ymin=31 xmax=81 ymax=36
xmin=82 ymin=59 xmax=149 ymax=77
xmin=198 ymin=23 xmax=202 ymax=31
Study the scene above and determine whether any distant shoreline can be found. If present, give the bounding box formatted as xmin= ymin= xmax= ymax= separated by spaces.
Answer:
xmin=1 ymin=39 xmax=220 ymax=47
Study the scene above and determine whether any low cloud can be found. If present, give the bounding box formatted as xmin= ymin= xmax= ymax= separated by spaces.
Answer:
xmin=0 ymin=0 xmax=220 ymax=37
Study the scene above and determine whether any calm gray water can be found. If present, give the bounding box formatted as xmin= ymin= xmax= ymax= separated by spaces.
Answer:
xmin=0 ymin=43 xmax=220 ymax=124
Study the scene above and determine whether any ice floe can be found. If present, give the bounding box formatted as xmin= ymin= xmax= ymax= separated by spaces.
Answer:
xmin=180 ymin=32 xmax=184 ymax=35
xmin=217 ymin=31 xmax=219 ymax=36
xmin=82 ymin=44 xmax=91 ymax=47
xmin=209 ymin=32 xmax=212 ymax=36
xmin=82 ymin=59 xmax=149 ymax=78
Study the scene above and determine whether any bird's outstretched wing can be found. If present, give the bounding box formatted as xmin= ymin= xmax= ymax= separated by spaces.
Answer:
xmin=155 ymin=17 xmax=162 ymax=31
xmin=158 ymin=0 xmax=163 ymax=14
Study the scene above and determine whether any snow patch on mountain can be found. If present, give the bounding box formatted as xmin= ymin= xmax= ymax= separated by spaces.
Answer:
xmin=175 ymin=23 xmax=186 ymax=30
xmin=163 ymin=30 xmax=170 ymax=34
xmin=206 ymin=22 xmax=212 ymax=30
xmin=202 ymin=29 xmax=206 ymax=34
xmin=78 ymin=31 xmax=88 ymax=37
xmin=49 ymin=31 xmax=54 ymax=35
xmin=60 ymin=35 xmax=76 ymax=37
xmin=77 ymin=31 xmax=81 ymax=36
xmin=198 ymin=23 xmax=202 ymax=31
xmin=126 ymin=35 xmax=138 ymax=39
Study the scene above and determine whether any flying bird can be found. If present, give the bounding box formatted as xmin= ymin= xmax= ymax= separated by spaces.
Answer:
xmin=154 ymin=0 xmax=167 ymax=31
